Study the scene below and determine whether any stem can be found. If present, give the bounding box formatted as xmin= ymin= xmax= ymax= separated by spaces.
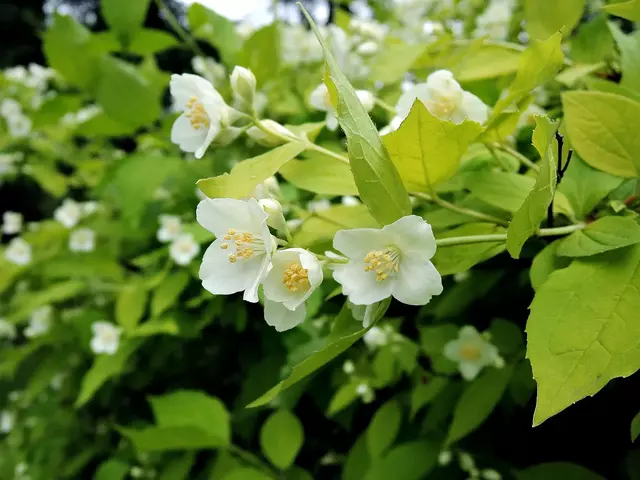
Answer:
xmin=436 ymin=223 xmax=585 ymax=247
xmin=306 ymin=142 xmax=350 ymax=164
xmin=490 ymin=143 xmax=540 ymax=172
xmin=413 ymin=192 xmax=510 ymax=227
xmin=154 ymin=0 xmax=206 ymax=57
xmin=485 ymin=143 xmax=513 ymax=172
xmin=538 ymin=223 xmax=584 ymax=236
xmin=227 ymin=444 xmax=278 ymax=478
xmin=374 ymin=98 xmax=397 ymax=115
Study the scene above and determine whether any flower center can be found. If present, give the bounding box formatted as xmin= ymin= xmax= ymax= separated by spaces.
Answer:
xmin=459 ymin=343 xmax=482 ymax=361
xmin=185 ymin=96 xmax=210 ymax=130
xmin=428 ymin=95 xmax=457 ymax=118
xmin=363 ymin=246 xmax=400 ymax=282
xmin=220 ymin=228 xmax=265 ymax=263
xmin=282 ymin=262 xmax=310 ymax=292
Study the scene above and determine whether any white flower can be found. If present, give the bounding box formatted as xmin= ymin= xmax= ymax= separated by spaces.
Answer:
xmin=258 ymin=198 xmax=287 ymax=232
xmin=69 ymin=228 xmax=95 ymax=252
xmin=197 ymin=198 xmax=275 ymax=303
xmin=356 ymin=383 xmax=375 ymax=403
xmin=475 ymin=0 xmax=513 ymax=40
xmin=307 ymin=199 xmax=331 ymax=212
xmin=0 ymin=410 xmax=15 ymax=433
xmin=230 ymin=66 xmax=256 ymax=108
xmin=7 ymin=114 xmax=32 ymax=138
xmin=5 ymin=237 xmax=31 ymax=266
xmin=0 ymin=318 xmax=16 ymax=340
xmin=363 ymin=326 xmax=389 ymax=349
xmin=54 ymin=198 xmax=82 ymax=228
xmin=444 ymin=326 xmax=504 ymax=381
xmin=157 ymin=214 xmax=182 ymax=243
xmin=262 ymin=248 xmax=323 ymax=332
xmin=341 ymin=196 xmax=360 ymax=207
xmin=169 ymin=233 xmax=200 ymax=266
xmin=2 ymin=211 xmax=22 ymax=234
xmin=309 ymin=83 xmax=374 ymax=130
xmin=50 ymin=373 xmax=65 ymax=391
xmin=191 ymin=56 xmax=226 ymax=85
xmin=24 ymin=305 xmax=52 ymax=338
xmin=332 ymin=215 xmax=443 ymax=306
xmin=246 ymin=120 xmax=294 ymax=147
xmin=482 ymin=469 xmax=502 ymax=480
xmin=0 ymin=98 xmax=21 ymax=118
xmin=251 ymin=176 xmax=281 ymax=200
xmin=170 ymin=73 xmax=229 ymax=158
xmin=343 ymin=360 xmax=356 ymax=375
xmin=4 ymin=66 xmax=27 ymax=82
xmin=0 ymin=152 xmax=20 ymax=177
xmin=438 ymin=450 xmax=453 ymax=466
xmin=90 ymin=321 xmax=122 ymax=355
xmin=396 ymin=70 xmax=489 ymax=125
xmin=356 ymin=40 xmax=379 ymax=56
xmin=81 ymin=201 xmax=99 ymax=216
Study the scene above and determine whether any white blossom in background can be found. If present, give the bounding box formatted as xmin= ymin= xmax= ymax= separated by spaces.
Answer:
xmin=341 ymin=196 xmax=360 ymax=207
xmin=81 ymin=201 xmax=99 ymax=216
xmin=307 ymin=198 xmax=331 ymax=213
xmin=157 ymin=215 xmax=182 ymax=243
xmin=363 ymin=326 xmax=389 ymax=349
xmin=50 ymin=373 xmax=66 ymax=391
xmin=482 ymin=469 xmax=503 ymax=480
xmin=90 ymin=321 xmax=122 ymax=355
xmin=24 ymin=305 xmax=52 ymax=338
xmin=170 ymin=73 xmax=230 ymax=158
xmin=251 ymin=176 xmax=281 ymax=201
xmin=54 ymin=198 xmax=82 ymax=228
xmin=444 ymin=326 xmax=504 ymax=380
xmin=343 ymin=360 xmax=356 ymax=375
xmin=356 ymin=383 xmax=375 ymax=403
xmin=474 ymin=0 xmax=514 ymax=40
xmin=2 ymin=211 xmax=23 ymax=234
xmin=61 ymin=105 xmax=102 ymax=126
xmin=309 ymin=83 xmax=374 ymax=131
xmin=0 ymin=98 xmax=21 ymax=118
xmin=394 ymin=70 xmax=489 ymax=127
xmin=7 ymin=114 xmax=32 ymax=138
xmin=5 ymin=237 xmax=32 ymax=266
xmin=0 ymin=318 xmax=16 ymax=340
xmin=69 ymin=228 xmax=96 ymax=253
xmin=191 ymin=56 xmax=226 ymax=86
xmin=0 ymin=410 xmax=15 ymax=433
xmin=0 ymin=152 xmax=21 ymax=177
xmin=262 ymin=248 xmax=323 ymax=331
xmin=4 ymin=66 xmax=27 ymax=83
xmin=247 ymin=120 xmax=294 ymax=147
xmin=197 ymin=198 xmax=276 ymax=303
xmin=332 ymin=215 xmax=443 ymax=306
xmin=169 ymin=233 xmax=200 ymax=266
xmin=282 ymin=25 xmax=324 ymax=67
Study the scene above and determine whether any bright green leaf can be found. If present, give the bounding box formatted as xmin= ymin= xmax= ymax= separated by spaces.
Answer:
xmin=365 ymin=441 xmax=439 ymax=480
xmin=464 ymin=171 xmax=535 ymax=213
xmin=327 ymin=383 xmax=359 ymax=416
xmin=525 ymin=0 xmax=586 ymax=39
xmin=383 ymin=101 xmax=483 ymax=193
xmin=188 ymin=4 xmax=241 ymax=65
xmin=101 ymin=0 xmax=150 ymax=45
xmin=151 ymin=271 xmax=190 ymax=317
xmin=116 ymin=283 xmax=148 ymax=331
xmin=556 ymin=216 xmax=640 ymax=257
xmin=563 ymin=91 xmax=640 ymax=177
xmin=95 ymin=459 xmax=129 ymax=480
xmin=129 ymin=29 xmax=178 ymax=55
xmin=602 ymin=0 xmax=640 ymax=21
xmin=454 ymin=44 xmax=521 ymax=82
xmin=158 ymin=453 xmax=195 ymax=480
xmin=197 ymin=141 xmax=305 ymax=198
xmin=366 ymin=399 xmax=402 ymax=457
xmin=302 ymin=8 xmax=411 ymax=226
xmin=609 ymin=23 xmax=640 ymax=94
xmin=370 ymin=41 xmax=426 ymax=85
xmin=530 ymin=240 xmax=572 ymax=291
xmin=222 ymin=468 xmax=272 ymax=480
xmin=570 ymin=15 xmax=614 ymax=64
xmin=410 ymin=377 xmax=449 ymax=419
xmin=433 ymin=223 xmax=507 ymax=274
xmin=527 ymin=244 xmax=640 ymax=425
xmin=278 ymin=152 xmax=358 ymax=196
xmin=260 ymin=410 xmax=304 ymax=469
xmin=237 ymin=23 xmax=281 ymax=87
xmin=119 ymin=426 xmax=225 ymax=453
xmin=506 ymin=116 xmax=558 ymax=258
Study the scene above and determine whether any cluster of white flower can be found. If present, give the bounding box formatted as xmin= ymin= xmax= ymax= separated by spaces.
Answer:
xmin=444 ymin=326 xmax=504 ymax=380
xmin=0 ymin=152 xmax=22 ymax=180
xmin=90 ymin=321 xmax=122 ymax=355
xmin=4 ymin=63 xmax=54 ymax=92
xmin=60 ymin=104 xmax=102 ymax=126
xmin=308 ymin=83 xmax=374 ymax=131
xmin=474 ymin=0 xmax=514 ymax=40
xmin=156 ymin=214 xmax=200 ymax=266
xmin=0 ymin=98 xmax=32 ymax=138
xmin=4 ymin=237 xmax=32 ymax=266
xmin=2 ymin=211 xmax=23 ymax=235
xmin=0 ymin=410 xmax=15 ymax=434
xmin=52 ymin=198 xmax=99 ymax=253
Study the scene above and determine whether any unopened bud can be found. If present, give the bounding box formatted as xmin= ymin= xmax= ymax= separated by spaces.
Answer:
xmin=438 ymin=450 xmax=452 ymax=466
xmin=247 ymin=120 xmax=293 ymax=147
xmin=259 ymin=198 xmax=287 ymax=232
xmin=343 ymin=360 xmax=355 ymax=375
xmin=230 ymin=66 xmax=256 ymax=111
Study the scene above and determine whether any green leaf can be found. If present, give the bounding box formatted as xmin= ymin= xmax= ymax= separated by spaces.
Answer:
xmin=119 ymin=426 xmax=225 ymax=453
xmin=76 ymin=340 xmax=140 ymax=407
xmin=559 ymin=155 xmax=623 ymax=219
xmin=602 ymin=0 xmax=640 ymax=21
xmin=527 ymin=244 xmax=640 ymax=425
xmin=237 ymin=23 xmax=281 ymax=88
xmin=632 ymin=409 xmax=640 ymax=442
xmin=96 ymin=57 xmax=162 ymax=128
xmin=453 ymin=44 xmax=521 ymax=82
xmin=366 ymin=399 xmax=402 ymax=457
xmin=562 ymin=91 xmax=640 ymax=177
xmin=517 ymin=462 xmax=605 ymax=480
xmin=383 ymin=101 xmax=483 ymax=193
xmin=293 ymin=204 xmax=378 ymax=248
xmin=302 ymin=8 xmax=411 ymax=226
xmin=247 ymin=324 xmax=371 ymax=407
xmin=222 ymin=468 xmax=272 ymax=480
xmin=151 ymin=271 xmax=190 ymax=317
xmin=464 ymin=171 xmax=535 ymax=213
xmin=556 ymin=217 xmax=640 ymax=257
xmin=116 ymin=283 xmax=148 ymax=331
xmin=158 ymin=453 xmax=195 ymax=480
xmin=130 ymin=317 xmax=179 ymax=337
xmin=260 ymin=410 xmax=304 ymax=469
xmin=506 ymin=116 xmax=559 ymax=258
xmin=43 ymin=14 xmax=102 ymax=90
xmin=410 ymin=377 xmax=449 ymax=418
xmin=150 ymin=390 xmax=231 ymax=445
xmin=524 ymin=0 xmax=586 ymax=39
xmin=344 ymin=434 xmax=372 ymax=480
xmin=489 ymin=318 xmax=524 ymax=357
xmin=197 ymin=141 xmax=305 ymax=198
xmin=101 ymin=0 xmax=150 ymax=45
xmin=128 ymin=29 xmax=178 ymax=55
xmin=327 ymin=382 xmax=359 ymax=416
xmin=278 ymin=152 xmax=358 ymax=196
xmin=370 ymin=41 xmax=425 ymax=85
xmin=609 ymin=23 xmax=640 ymax=94
xmin=432 ymin=223 xmax=507 ymax=275
xmin=530 ymin=241 xmax=572 ymax=291
xmin=95 ymin=459 xmax=129 ymax=480
xmin=419 ymin=324 xmax=458 ymax=356
xmin=571 ymin=15 xmax=614 ymax=64
xmin=364 ymin=441 xmax=439 ymax=480
xmin=445 ymin=366 xmax=513 ymax=445
xmin=188 ymin=4 xmax=241 ymax=65
xmin=26 ymin=163 xmax=68 ymax=197
xmin=490 ymin=33 xmax=564 ymax=122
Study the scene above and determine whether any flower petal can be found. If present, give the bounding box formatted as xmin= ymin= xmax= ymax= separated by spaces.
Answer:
xmin=461 ymin=91 xmax=489 ymax=125
xmin=171 ymin=114 xmax=209 ymax=154
xmin=396 ymin=83 xmax=431 ymax=120
xmin=333 ymin=228 xmax=388 ymax=258
xmin=264 ymin=299 xmax=306 ymax=332
xmin=332 ymin=261 xmax=393 ymax=305
xmin=443 ymin=339 xmax=462 ymax=362
xmin=392 ymin=257 xmax=443 ymax=306
xmin=263 ymin=250 xmax=301 ymax=304
xmin=194 ymin=123 xmax=220 ymax=159
xmin=460 ymin=361 xmax=483 ymax=381
xmin=383 ymin=215 xmax=437 ymax=261
xmin=200 ymin=239 xmax=261 ymax=296
xmin=196 ymin=198 xmax=258 ymax=237
xmin=243 ymin=254 xmax=271 ymax=303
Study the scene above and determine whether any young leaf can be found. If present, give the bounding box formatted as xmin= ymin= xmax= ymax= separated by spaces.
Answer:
xmin=602 ymin=0 xmax=640 ymax=22
xmin=529 ymin=241 xmax=572 ymax=291
xmin=327 ymin=383 xmax=359 ymax=416
xmin=556 ymin=217 xmax=640 ymax=257
xmin=506 ymin=116 xmax=558 ymax=259
xmin=101 ymin=0 xmax=150 ymax=45
xmin=151 ymin=271 xmax=190 ymax=317
xmin=119 ymin=426 xmax=225 ymax=453
xmin=197 ymin=141 xmax=305 ymax=198
xmin=527 ymin=244 xmax=640 ymax=425
xmin=464 ymin=171 xmax=535 ymax=213
xmin=301 ymin=7 xmax=411 ymax=226
xmin=278 ymin=153 xmax=358 ymax=196
xmin=366 ymin=399 xmax=402 ymax=457
xmin=260 ymin=410 xmax=304 ymax=470
xmin=382 ymin=101 xmax=483 ymax=193
xmin=524 ymin=0 xmax=586 ymax=39
xmin=445 ymin=366 xmax=513 ymax=445
xmin=563 ymin=91 xmax=640 ymax=177
xmin=116 ymin=282 xmax=148 ymax=331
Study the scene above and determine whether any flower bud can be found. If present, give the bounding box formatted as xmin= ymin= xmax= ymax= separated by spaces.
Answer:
xmin=230 ymin=66 xmax=256 ymax=111
xmin=259 ymin=198 xmax=287 ymax=233
xmin=247 ymin=120 xmax=293 ymax=147
xmin=356 ymin=90 xmax=375 ymax=112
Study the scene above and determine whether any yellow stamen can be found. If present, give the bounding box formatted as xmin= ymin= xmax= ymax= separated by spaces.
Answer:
xmin=363 ymin=246 xmax=400 ymax=282
xmin=185 ymin=95 xmax=210 ymax=130
xmin=282 ymin=262 xmax=310 ymax=292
